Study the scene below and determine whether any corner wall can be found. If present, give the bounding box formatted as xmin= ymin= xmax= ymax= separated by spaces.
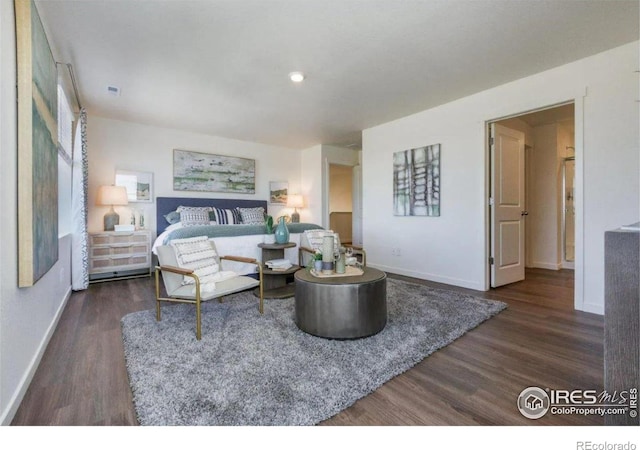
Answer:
xmin=0 ymin=1 xmax=72 ymax=425
xmin=362 ymin=41 xmax=639 ymax=313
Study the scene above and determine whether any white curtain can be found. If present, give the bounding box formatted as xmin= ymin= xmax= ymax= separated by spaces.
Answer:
xmin=71 ymin=109 xmax=89 ymax=290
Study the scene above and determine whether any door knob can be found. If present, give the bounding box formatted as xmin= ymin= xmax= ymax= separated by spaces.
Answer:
xmin=521 ymin=211 xmax=529 ymax=216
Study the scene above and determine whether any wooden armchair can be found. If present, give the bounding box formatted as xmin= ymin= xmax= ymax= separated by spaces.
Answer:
xmin=155 ymin=241 xmax=263 ymax=340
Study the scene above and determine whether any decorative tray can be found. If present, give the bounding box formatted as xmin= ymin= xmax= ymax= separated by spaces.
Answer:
xmin=309 ymin=266 xmax=364 ymax=278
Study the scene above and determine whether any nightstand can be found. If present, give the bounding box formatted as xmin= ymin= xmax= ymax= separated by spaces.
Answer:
xmin=255 ymin=242 xmax=299 ymax=299
xmin=89 ymin=230 xmax=151 ymax=282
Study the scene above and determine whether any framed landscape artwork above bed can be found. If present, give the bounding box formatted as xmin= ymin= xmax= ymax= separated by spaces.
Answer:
xmin=173 ymin=149 xmax=256 ymax=194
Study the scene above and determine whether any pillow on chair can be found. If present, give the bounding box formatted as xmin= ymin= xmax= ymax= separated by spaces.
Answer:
xmin=169 ymin=236 xmax=220 ymax=285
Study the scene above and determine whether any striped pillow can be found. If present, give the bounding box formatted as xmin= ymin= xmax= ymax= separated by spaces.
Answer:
xmin=211 ymin=207 xmax=242 ymax=225
xmin=238 ymin=207 xmax=265 ymax=225
xmin=176 ymin=206 xmax=212 ymax=226
xmin=169 ymin=236 xmax=220 ymax=285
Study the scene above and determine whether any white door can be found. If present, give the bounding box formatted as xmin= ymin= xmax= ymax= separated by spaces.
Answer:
xmin=491 ymin=123 xmax=526 ymax=287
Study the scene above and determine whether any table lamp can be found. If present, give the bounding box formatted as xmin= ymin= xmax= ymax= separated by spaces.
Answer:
xmin=96 ymin=185 xmax=128 ymax=231
xmin=287 ymin=194 xmax=304 ymax=223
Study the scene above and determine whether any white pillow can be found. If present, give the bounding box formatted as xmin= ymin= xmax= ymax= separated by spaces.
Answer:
xmin=169 ymin=236 xmax=219 ymax=285
xmin=238 ymin=207 xmax=265 ymax=225
xmin=177 ymin=206 xmax=211 ymax=227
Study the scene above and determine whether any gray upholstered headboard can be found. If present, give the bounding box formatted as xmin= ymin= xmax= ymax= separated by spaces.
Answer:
xmin=156 ymin=197 xmax=268 ymax=235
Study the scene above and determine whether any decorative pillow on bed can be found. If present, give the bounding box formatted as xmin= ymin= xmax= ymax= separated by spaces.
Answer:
xmin=169 ymin=236 xmax=219 ymax=285
xmin=164 ymin=210 xmax=181 ymax=225
xmin=211 ymin=207 xmax=242 ymax=225
xmin=177 ymin=206 xmax=212 ymax=227
xmin=238 ymin=207 xmax=265 ymax=225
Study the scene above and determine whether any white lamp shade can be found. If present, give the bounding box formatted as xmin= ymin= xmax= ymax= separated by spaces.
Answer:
xmin=287 ymin=194 xmax=304 ymax=208
xmin=96 ymin=185 xmax=129 ymax=206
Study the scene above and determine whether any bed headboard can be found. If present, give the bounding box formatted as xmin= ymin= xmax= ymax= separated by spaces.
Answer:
xmin=156 ymin=197 xmax=268 ymax=235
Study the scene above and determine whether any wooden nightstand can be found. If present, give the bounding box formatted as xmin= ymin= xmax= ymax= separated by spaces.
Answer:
xmin=89 ymin=230 xmax=151 ymax=282
xmin=255 ymin=242 xmax=299 ymax=299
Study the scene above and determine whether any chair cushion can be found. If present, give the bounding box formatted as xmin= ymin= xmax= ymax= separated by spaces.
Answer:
xmin=170 ymin=275 xmax=260 ymax=301
xmin=169 ymin=236 xmax=220 ymax=285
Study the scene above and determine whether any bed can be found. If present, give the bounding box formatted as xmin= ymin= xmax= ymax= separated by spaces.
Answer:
xmin=153 ymin=197 xmax=324 ymax=274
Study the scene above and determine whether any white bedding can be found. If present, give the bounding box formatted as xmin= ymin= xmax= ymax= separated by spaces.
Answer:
xmin=153 ymin=223 xmax=303 ymax=275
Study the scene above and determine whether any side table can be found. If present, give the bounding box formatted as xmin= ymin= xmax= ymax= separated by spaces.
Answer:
xmin=88 ymin=230 xmax=151 ymax=282
xmin=255 ymin=242 xmax=299 ymax=299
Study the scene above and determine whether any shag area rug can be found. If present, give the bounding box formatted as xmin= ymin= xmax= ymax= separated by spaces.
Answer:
xmin=121 ymin=278 xmax=506 ymax=426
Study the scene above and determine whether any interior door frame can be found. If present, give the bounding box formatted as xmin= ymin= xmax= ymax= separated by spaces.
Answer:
xmin=484 ymin=97 xmax=585 ymax=311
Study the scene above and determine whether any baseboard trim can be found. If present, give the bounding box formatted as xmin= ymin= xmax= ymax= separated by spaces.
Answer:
xmin=369 ymin=263 xmax=485 ymax=291
xmin=528 ymin=261 xmax=562 ymax=271
xmin=0 ymin=285 xmax=72 ymax=426
xmin=580 ymin=301 xmax=604 ymax=316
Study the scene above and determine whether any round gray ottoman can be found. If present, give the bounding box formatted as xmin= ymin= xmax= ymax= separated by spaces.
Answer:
xmin=294 ymin=267 xmax=387 ymax=339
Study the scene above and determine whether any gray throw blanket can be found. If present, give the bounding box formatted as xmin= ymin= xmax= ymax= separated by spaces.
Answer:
xmin=161 ymin=222 xmax=324 ymax=245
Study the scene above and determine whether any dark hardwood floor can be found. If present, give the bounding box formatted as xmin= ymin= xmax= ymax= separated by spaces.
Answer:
xmin=12 ymin=268 xmax=603 ymax=426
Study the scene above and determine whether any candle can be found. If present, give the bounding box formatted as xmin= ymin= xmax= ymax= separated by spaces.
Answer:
xmin=322 ymin=235 xmax=334 ymax=263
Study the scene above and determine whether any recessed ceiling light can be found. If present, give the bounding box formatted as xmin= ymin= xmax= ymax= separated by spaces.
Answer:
xmin=107 ymin=85 xmax=120 ymax=97
xmin=289 ymin=72 xmax=305 ymax=83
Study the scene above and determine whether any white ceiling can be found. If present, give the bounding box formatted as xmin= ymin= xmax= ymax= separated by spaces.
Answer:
xmin=36 ymin=0 xmax=639 ymax=150
xmin=517 ymin=103 xmax=575 ymax=127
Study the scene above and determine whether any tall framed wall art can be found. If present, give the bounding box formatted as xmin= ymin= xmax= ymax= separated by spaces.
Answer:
xmin=393 ymin=144 xmax=440 ymax=217
xmin=16 ymin=0 xmax=59 ymax=287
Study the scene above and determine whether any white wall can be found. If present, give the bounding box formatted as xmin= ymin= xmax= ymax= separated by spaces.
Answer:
xmin=0 ymin=1 xmax=72 ymax=425
xmin=87 ymin=116 xmax=304 ymax=239
xmin=529 ymin=123 xmax=561 ymax=269
xmin=300 ymin=144 xmax=323 ymax=224
xmin=363 ymin=41 xmax=639 ymax=314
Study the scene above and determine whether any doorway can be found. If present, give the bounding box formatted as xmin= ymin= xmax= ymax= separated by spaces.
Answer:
xmin=489 ymin=103 xmax=576 ymax=308
xmin=328 ymin=164 xmax=354 ymax=245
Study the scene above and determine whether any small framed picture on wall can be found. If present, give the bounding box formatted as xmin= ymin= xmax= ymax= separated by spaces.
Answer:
xmin=269 ymin=181 xmax=288 ymax=205
xmin=115 ymin=169 xmax=154 ymax=203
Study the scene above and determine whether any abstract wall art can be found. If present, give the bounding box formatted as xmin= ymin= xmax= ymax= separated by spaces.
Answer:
xmin=173 ymin=149 xmax=256 ymax=194
xmin=393 ymin=144 xmax=440 ymax=217
xmin=16 ymin=0 xmax=59 ymax=287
